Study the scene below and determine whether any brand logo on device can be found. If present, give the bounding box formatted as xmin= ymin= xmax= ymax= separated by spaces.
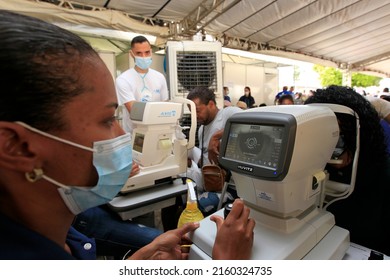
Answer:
xmin=159 ymin=110 xmax=176 ymax=117
xmin=237 ymin=165 xmax=253 ymax=172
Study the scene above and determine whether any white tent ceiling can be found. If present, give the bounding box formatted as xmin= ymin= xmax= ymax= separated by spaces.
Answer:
xmin=2 ymin=0 xmax=390 ymax=77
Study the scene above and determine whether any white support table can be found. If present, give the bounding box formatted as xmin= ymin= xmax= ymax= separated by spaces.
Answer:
xmin=108 ymin=179 xmax=187 ymax=220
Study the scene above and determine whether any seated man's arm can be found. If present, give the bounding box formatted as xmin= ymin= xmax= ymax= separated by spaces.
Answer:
xmin=208 ymin=129 xmax=224 ymax=164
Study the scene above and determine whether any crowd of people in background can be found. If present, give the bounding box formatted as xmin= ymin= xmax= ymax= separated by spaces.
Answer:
xmin=223 ymin=85 xmax=390 ymax=109
xmin=224 ymin=84 xmax=311 ymax=107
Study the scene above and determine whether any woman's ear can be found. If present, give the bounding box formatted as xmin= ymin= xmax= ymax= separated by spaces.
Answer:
xmin=0 ymin=122 xmax=37 ymax=172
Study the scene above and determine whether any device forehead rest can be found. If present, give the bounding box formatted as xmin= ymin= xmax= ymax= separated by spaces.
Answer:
xmin=307 ymin=103 xmax=358 ymax=119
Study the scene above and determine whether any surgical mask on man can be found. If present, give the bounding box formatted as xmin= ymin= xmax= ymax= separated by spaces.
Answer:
xmin=134 ymin=56 xmax=152 ymax=70
xmin=17 ymin=122 xmax=132 ymax=215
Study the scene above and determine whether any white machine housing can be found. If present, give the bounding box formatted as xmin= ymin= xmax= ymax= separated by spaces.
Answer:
xmin=189 ymin=104 xmax=358 ymax=259
xmin=221 ymin=105 xmax=339 ymax=226
xmin=121 ymin=98 xmax=196 ymax=193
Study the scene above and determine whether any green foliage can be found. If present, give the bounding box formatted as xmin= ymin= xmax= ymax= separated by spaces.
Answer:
xmin=313 ymin=65 xmax=381 ymax=87
xmin=313 ymin=65 xmax=342 ymax=86
xmin=351 ymin=73 xmax=381 ymax=87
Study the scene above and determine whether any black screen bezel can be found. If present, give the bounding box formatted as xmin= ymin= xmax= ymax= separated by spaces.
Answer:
xmin=219 ymin=112 xmax=296 ymax=181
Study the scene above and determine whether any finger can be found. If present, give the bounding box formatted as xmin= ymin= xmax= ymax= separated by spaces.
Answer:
xmin=227 ymin=199 xmax=245 ymax=220
xmin=181 ymin=252 xmax=190 ymax=260
xmin=246 ymin=218 xmax=256 ymax=235
xmin=176 ymin=222 xmax=200 ymax=236
xmin=240 ymin=204 xmax=251 ymax=222
xmin=210 ymin=215 xmax=224 ymax=231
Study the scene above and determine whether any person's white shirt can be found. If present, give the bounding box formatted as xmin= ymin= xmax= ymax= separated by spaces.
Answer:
xmin=116 ymin=68 xmax=169 ymax=134
xmin=365 ymin=95 xmax=390 ymax=124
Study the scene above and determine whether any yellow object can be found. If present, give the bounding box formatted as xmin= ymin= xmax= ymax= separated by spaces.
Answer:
xmin=158 ymin=138 xmax=172 ymax=150
xmin=177 ymin=179 xmax=204 ymax=228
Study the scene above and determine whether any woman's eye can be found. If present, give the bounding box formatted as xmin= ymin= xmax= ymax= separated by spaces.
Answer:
xmin=106 ymin=116 xmax=119 ymax=126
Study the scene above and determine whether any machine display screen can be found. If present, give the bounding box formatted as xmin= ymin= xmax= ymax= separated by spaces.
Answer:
xmin=133 ymin=133 xmax=145 ymax=153
xmin=224 ymin=123 xmax=285 ymax=171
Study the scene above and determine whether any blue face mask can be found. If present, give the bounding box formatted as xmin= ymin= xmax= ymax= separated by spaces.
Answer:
xmin=134 ymin=56 xmax=152 ymax=70
xmin=17 ymin=122 xmax=132 ymax=215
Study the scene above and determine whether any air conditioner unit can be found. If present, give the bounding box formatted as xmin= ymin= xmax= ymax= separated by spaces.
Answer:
xmin=166 ymin=41 xmax=223 ymax=108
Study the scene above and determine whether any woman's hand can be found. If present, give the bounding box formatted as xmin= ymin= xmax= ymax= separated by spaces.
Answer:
xmin=128 ymin=222 xmax=200 ymax=260
xmin=211 ymin=199 xmax=255 ymax=259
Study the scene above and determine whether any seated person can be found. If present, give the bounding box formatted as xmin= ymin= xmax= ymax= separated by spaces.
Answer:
xmin=365 ymin=95 xmax=390 ymax=153
xmin=365 ymin=95 xmax=390 ymax=124
xmin=187 ymin=87 xmax=242 ymax=215
xmin=278 ymin=94 xmax=294 ymax=105
xmin=274 ymin=86 xmax=292 ymax=104
xmin=0 ymin=11 xmax=254 ymax=260
xmin=238 ymin=86 xmax=256 ymax=108
xmin=305 ymin=85 xmax=390 ymax=255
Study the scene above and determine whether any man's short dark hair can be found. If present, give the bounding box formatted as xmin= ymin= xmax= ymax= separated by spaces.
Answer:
xmin=131 ymin=35 xmax=150 ymax=48
xmin=278 ymin=94 xmax=294 ymax=104
xmin=187 ymin=87 xmax=216 ymax=105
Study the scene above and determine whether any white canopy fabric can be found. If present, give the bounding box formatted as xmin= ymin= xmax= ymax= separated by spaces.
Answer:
xmin=0 ymin=0 xmax=169 ymax=38
xmin=2 ymin=0 xmax=390 ymax=77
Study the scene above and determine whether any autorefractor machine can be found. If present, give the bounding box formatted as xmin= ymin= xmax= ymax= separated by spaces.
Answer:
xmin=121 ymin=98 xmax=196 ymax=193
xmin=189 ymin=104 xmax=360 ymax=259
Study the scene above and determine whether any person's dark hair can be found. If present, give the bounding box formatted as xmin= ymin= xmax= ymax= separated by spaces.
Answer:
xmin=383 ymin=87 xmax=389 ymax=93
xmin=187 ymin=87 xmax=216 ymax=105
xmin=305 ymin=85 xmax=387 ymax=170
xmin=0 ymin=10 xmax=100 ymax=132
xmin=278 ymin=94 xmax=294 ymax=105
xmin=131 ymin=35 xmax=150 ymax=48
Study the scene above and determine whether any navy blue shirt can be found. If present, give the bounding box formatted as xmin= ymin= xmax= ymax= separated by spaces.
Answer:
xmin=238 ymin=95 xmax=255 ymax=108
xmin=275 ymin=90 xmax=293 ymax=100
xmin=0 ymin=213 xmax=95 ymax=260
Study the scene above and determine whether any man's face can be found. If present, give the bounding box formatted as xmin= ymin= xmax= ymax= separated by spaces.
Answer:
xmin=190 ymin=98 xmax=212 ymax=125
xmin=280 ymin=98 xmax=294 ymax=105
xmin=131 ymin=41 xmax=152 ymax=58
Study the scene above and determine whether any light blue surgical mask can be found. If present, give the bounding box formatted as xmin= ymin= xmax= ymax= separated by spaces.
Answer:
xmin=135 ymin=56 xmax=152 ymax=70
xmin=17 ymin=122 xmax=132 ymax=215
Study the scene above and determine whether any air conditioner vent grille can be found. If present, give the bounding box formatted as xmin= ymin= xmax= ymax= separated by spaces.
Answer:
xmin=176 ymin=51 xmax=217 ymax=93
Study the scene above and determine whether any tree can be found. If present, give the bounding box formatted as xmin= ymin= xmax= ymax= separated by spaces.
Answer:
xmin=313 ymin=65 xmax=342 ymax=86
xmin=351 ymin=73 xmax=381 ymax=87
xmin=313 ymin=65 xmax=381 ymax=87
